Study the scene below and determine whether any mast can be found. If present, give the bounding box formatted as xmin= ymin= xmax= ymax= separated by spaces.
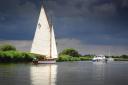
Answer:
xmin=109 ymin=48 xmax=110 ymax=57
xmin=49 ymin=21 xmax=52 ymax=58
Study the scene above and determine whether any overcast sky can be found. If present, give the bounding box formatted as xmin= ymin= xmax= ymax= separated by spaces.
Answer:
xmin=0 ymin=0 xmax=128 ymax=55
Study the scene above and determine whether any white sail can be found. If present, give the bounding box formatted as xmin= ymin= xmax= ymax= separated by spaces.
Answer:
xmin=51 ymin=26 xmax=58 ymax=58
xmin=31 ymin=5 xmax=58 ymax=59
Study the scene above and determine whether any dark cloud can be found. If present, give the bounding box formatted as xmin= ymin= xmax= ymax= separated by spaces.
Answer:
xmin=44 ymin=0 xmax=128 ymax=19
xmin=0 ymin=0 xmax=127 ymax=50
xmin=54 ymin=15 xmax=128 ymax=45
xmin=0 ymin=0 xmax=41 ymax=40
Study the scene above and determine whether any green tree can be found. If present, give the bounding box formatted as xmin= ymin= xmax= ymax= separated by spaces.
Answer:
xmin=121 ymin=55 xmax=128 ymax=59
xmin=59 ymin=48 xmax=80 ymax=57
xmin=0 ymin=44 xmax=16 ymax=51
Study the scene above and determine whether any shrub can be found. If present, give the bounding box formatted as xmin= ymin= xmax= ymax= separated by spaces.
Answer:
xmin=121 ymin=55 xmax=128 ymax=59
xmin=70 ymin=57 xmax=81 ymax=61
xmin=0 ymin=51 xmax=36 ymax=63
xmin=59 ymin=48 xmax=80 ymax=57
xmin=58 ymin=54 xmax=72 ymax=61
xmin=80 ymin=57 xmax=92 ymax=61
xmin=0 ymin=44 xmax=16 ymax=51
xmin=57 ymin=54 xmax=83 ymax=61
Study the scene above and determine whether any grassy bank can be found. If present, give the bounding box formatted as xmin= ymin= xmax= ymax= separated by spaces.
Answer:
xmin=57 ymin=48 xmax=93 ymax=62
xmin=0 ymin=51 xmax=128 ymax=63
xmin=0 ymin=51 xmax=92 ymax=63
xmin=57 ymin=55 xmax=128 ymax=62
xmin=114 ymin=58 xmax=128 ymax=61
xmin=112 ymin=55 xmax=128 ymax=61
xmin=57 ymin=54 xmax=93 ymax=62
xmin=0 ymin=51 xmax=36 ymax=63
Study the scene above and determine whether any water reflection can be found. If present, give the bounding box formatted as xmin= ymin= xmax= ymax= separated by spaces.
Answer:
xmin=92 ymin=62 xmax=106 ymax=85
xmin=30 ymin=64 xmax=57 ymax=85
xmin=0 ymin=62 xmax=128 ymax=85
xmin=0 ymin=64 xmax=31 ymax=85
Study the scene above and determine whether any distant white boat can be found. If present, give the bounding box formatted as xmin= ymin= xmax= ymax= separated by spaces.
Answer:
xmin=92 ymin=55 xmax=107 ymax=62
xmin=107 ymin=48 xmax=114 ymax=62
xmin=31 ymin=3 xmax=58 ymax=64
xmin=107 ymin=57 xmax=114 ymax=62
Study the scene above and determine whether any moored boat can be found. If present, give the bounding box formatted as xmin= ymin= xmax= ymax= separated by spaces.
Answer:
xmin=38 ymin=59 xmax=56 ymax=64
xmin=92 ymin=54 xmax=107 ymax=62
xmin=107 ymin=57 xmax=114 ymax=62
xmin=32 ymin=56 xmax=56 ymax=64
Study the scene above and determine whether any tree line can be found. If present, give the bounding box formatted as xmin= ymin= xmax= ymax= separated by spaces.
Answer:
xmin=0 ymin=44 xmax=128 ymax=62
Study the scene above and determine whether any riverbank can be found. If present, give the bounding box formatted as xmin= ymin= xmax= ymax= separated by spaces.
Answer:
xmin=0 ymin=51 xmax=92 ymax=63
xmin=0 ymin=51 xmax=36 ymax=63
xmin=57 ymin=54 xmax=128 ymax=62
xmin=0 ymin=51 xmax=128 ymax=63
xmin=112 ymin=55 xmax=128 ymax=61
xmin=114 ymin=58 xmax=128 ymax=61
xmin=57 ymin=54 xmax=93 ymax=62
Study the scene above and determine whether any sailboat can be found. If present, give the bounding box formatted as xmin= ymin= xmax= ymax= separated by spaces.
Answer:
xmin=31 ymin=4 xmax=58 ymax=64
xmin=107 ymin=48 xmax=114 ymax=62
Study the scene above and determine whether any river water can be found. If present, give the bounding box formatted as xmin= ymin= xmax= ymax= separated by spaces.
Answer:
xmin=0 ymin=61 xmax=128 ymax=85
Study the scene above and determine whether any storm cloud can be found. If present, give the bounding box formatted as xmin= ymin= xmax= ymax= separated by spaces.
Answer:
xmin=0 ymin=0 xmax=128 ymax=55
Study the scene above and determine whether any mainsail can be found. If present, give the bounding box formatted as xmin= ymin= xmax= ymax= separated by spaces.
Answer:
xmin=31 ymin=5 xmax=58 ymax=59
